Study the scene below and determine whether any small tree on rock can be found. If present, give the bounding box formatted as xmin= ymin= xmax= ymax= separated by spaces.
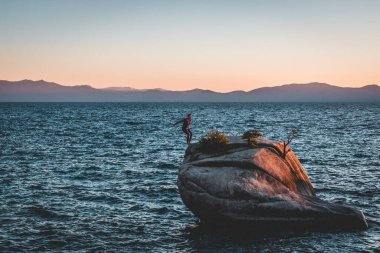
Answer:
xmin=242 ymin=130 xmax=263 ymax=148
xmin=282 ymin=128 xmax=298 ymax=159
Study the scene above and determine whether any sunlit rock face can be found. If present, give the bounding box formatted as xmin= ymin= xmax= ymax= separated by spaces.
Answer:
xmin=178 ymin=136 xmax=368 ymax=230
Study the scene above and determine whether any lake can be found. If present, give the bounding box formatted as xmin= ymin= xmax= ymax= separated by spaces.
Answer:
xmin=0 ymin=102 xmax=379 ymax=252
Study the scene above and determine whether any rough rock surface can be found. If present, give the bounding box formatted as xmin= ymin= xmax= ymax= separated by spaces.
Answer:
xmin=177 ymin=136 xmax=368 ymax=230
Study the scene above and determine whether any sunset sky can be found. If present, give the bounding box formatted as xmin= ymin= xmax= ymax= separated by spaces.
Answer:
xmin=1 ymin=0 xmax=379 ymax=92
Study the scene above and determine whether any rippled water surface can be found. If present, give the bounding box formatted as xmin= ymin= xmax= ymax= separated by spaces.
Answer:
xmin=1 ymin=103 xmax=379 ymax=252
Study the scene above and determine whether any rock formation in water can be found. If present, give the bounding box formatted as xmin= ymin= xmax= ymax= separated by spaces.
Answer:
xmin=177 ymin=136 xmax=368 ymax=230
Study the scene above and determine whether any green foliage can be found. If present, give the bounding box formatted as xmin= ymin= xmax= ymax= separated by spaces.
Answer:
xmin=199 ymin=130 xmax=229 ymax=153
xmin=242 ymin=130 xmax=263 ymax=140
xmin=242 ymin=130 xmax=262 ymax=148
xmin=247 ymin=137 xmax=259 ymax=148
xmin=199 ymin=130 xmax=229 ymax=146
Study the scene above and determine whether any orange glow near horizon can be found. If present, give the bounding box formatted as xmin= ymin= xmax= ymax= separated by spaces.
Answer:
xmin=2 ymin=58 xmax=379 ymax=92
xmin=2 ymin=40 xmax=379 ymax=92
xmin=2 ymin=72 xmax=379 ymax=92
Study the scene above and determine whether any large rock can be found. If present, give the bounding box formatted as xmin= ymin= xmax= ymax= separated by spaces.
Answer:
xmin=177 ymin=136 xmax=368 ymax=230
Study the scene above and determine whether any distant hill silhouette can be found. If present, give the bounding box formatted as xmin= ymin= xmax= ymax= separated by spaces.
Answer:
xmin=0 ymin=79 xmax=379 ymax=102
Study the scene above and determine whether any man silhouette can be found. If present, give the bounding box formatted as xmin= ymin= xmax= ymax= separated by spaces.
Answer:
xmin=174 ymin=114 xmax=192 ymax=145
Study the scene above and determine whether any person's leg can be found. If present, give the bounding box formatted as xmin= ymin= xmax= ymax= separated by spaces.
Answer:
xmin=182 ymin=128 xmax=189 ymax=144
xmin=188 ymin=129 xmax=192 ymax=143
xmin=185 ymin=129 xmax=191 ymax=144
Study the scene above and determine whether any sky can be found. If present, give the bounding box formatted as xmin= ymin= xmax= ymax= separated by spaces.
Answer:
xmin=1 ymin=0 xmax=379 ymax=92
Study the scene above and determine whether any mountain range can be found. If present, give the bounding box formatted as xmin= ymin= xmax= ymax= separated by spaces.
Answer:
xmin=0 ymin=79 xmax=379 ymax=102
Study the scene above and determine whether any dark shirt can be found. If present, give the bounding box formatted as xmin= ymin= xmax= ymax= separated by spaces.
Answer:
xmin=182 ymin=118 xmax=191 ymax=130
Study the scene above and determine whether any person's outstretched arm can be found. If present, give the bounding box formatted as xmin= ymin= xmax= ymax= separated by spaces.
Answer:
xmin=173 ymin=119 xmax=184 ymax=126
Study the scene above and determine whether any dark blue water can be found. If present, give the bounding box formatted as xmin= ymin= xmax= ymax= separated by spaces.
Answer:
xmin=1 ymin=103 xmax=379 ymax=252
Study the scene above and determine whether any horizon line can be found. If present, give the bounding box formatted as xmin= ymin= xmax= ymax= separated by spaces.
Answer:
xmin=2 ymin=79 xmax=379 ymax=94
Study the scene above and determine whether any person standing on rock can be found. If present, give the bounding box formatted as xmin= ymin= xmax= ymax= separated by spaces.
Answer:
xmin=174 ymin=114 xmax=192 ymax=145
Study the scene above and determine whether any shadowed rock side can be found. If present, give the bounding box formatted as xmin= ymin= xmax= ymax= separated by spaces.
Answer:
xmin=178 ymin=136 xmax=368 ymax=230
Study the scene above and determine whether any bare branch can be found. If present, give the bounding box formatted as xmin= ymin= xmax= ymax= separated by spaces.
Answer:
xmin=282 ymin=128 xmax=298 ymax=159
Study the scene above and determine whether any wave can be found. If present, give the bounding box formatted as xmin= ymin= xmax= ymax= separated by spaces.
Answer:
xmin=26 ymin=205 xmax=68 ymax=219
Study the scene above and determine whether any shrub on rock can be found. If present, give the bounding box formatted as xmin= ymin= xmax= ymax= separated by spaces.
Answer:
xmin=199 ymin=130 xmax=229 ymax=153
xmin=242 ymin=130 xmax=263 ymax=148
